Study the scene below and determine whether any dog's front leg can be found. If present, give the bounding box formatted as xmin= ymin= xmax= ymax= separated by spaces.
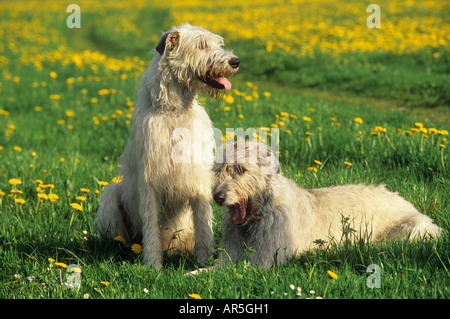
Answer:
xmin=139 ymin=184 xmax=163 ymax=270
xmin=190 ymin=194 xmax=215 ymax=265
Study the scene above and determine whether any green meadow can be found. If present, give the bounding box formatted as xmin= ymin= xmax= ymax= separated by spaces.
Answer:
xmin=0 ymin=1 xmax=448 ymax=299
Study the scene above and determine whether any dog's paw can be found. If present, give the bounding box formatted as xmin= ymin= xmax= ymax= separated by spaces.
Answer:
xmin=184 ymin=268 xmax=210 ymax=276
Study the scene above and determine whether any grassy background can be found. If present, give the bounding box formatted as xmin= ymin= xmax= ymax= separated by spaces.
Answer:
xmin=0 ymin=0 xmax=449 ymax=299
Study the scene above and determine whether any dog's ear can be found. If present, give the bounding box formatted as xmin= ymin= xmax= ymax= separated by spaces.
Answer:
xmin=156 ymin=31 xmax=180 ymax=56
xmin=258 ymin=146 xmax=281 ymax=175
xmin=156 ymin=32 xmax=169 ymax=55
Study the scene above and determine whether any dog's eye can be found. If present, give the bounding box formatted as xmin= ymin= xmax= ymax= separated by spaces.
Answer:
xmin=235 ymin=165 xmax=247 ymax=175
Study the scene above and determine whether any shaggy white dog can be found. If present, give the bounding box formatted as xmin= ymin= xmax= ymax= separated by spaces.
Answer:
xmin=213 ymin=141 xmax=442 ymax=268
xmin=94 ymin=24 xmax=239 ymax=269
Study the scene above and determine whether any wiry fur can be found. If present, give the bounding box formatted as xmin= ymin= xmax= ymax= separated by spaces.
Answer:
xmin=213 ymin=141 xmax=442 ymax=268
xmin=94 ymin=24 xmax=239 ymax=269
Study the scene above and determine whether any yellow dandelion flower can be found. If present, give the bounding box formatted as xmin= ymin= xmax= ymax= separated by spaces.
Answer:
xmin=75 ymin=196 xmax=86 ymax=201
xmin=414 ymin=122 xmax=424 ymax=128
xmin=70 ymin=203 xmax=83 ymax=211
xmin=13 ymin=146 xmax=22 ymax=152
xmin=97 ymin=89 xmax=110 ymax=96
xmin=225 ymin=95 xmax=234 ymax=104
xmin=307 ymin=167 xmax=318 ymax=172
xmin=114 ymin=235 xmax=126 ymax=243
xmin=303 ymin=116 xmax=312 ymax=122
xmin=50 ymin=94 xmax=60 ymax=100
xmin=48 ymin=194 xmax=59 ymax=202
xmin=223 ymin=106 xmax=231 ymax=111
xmin=285 ymin=129 xmax=292 ymax=134
xmin=373 ymin=126 xmax=386 ymax=132
xmin=8 ymin=178 xmax=22 ymax=185
xmin=353 ymin=117 xmax=363 ymax=124
xmin=49 ymin=71 xmax=57 ymax=79
xmin=80 ymin=188 xmax=90 ymax=193
xmin=65 ymin=110 xmax=75 ymax=118
xmin=344 ymin=161 xmax=352 ymax=166
xmin=263 ymin=91 xmax=271 ymax=97
xmin=131 ymin=243 xmax=143 ymax=254
xmin=189 ymin=293 xmax=202 ymax=299
xmin=97 ymin=181 xmax=109 ymax=187
xmin=15 ymin=198 xmax=26 ymax=204
xmin=327 ymin=270 xmax=338 ymax=279
xmin=314 ymin=160 xmax=322 ymax=165
xmin=55 ymin=262 xmax=68 ymax=268
xmin=440 ymin=144 xmax=446 ymax=149
xmin=37 ymin=193 xmax=49 ymax=200
xmin=100 ymin=281 xmax=110 ymax=287
xmin=48 ymin=258 xmax=55 ymax=263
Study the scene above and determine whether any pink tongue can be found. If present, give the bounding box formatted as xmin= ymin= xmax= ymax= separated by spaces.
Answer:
xmin=215 ymin=77 xmax=232 ymax=90
xmin=233 ymin=200 xmax=246 ymax=224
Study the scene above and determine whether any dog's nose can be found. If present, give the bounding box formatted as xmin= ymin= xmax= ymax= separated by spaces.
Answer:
xmin=213 ymin=192 xmax=226 ymax=206
xmin=228 ymin=57 xmax=240 ymax=69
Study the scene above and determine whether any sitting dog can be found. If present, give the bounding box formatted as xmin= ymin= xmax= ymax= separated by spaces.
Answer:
xmin=94 ymin=24 xmax=239 ymax=269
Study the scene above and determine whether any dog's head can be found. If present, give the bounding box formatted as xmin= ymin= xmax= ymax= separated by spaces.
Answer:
xmin=213 ymin=140 xmax=281 ymax=226
xmin=155 ymin=23 xmax=239 ymax=95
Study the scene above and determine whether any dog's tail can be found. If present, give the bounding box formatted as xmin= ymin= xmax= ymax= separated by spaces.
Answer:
xmin=407 ymin=213 xmax=442 ymax=240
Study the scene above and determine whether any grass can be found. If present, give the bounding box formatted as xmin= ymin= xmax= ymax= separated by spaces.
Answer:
xmin=0 ymin=0 xmax=449 ymax=299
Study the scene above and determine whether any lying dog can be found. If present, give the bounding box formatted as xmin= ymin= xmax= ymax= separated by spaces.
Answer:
xmin=212 ymin=140 xmax=442 ymax=268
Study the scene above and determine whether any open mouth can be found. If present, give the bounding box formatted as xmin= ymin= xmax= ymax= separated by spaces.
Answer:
xmin=232 ymin=198 xmax=252 ymax=225
xmin=201 ymin=71 xmax=233 ymax=90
